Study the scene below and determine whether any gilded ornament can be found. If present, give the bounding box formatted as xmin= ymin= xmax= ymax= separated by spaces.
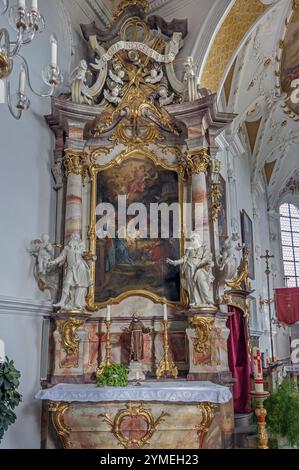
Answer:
xmin=209 ymin=184 xmax=222 ymax=222
xmin=156 ymin=320 xmax=178 ymax=380
xmin=178 ymin=148 xmax=210 ymax=179
xmin=0 ymin=50 xmax=12 ymax=79
xmin=63 ymin=150 xmax=85 ymax=176
xmin=57 ymin=317 xmax=85 ymax=356
xmin=49 ymin=401 xmax=71 ymax=449
xmin=222 ymin=292 xmax=249 ymax=319
xmin=99 ymin=402 xmax=168 ymax=449
xmin=112 ymin=0 xmax=149 ymax=22
xmin=196 ymin=403 xmax=216 ymax=449
xmin=189 ymin=316 xmax=214 ymax=355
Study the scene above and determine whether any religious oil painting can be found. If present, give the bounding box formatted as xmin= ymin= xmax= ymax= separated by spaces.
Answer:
xmin=240 ymin=209 xmax=255 ymax=280
xmin=94 ymin=154 xmax=182 ymax=305
xmin=217 ymin=175 xmax=228 ymax=250
xmin=281 ymin=7 xmax=299 ymax=116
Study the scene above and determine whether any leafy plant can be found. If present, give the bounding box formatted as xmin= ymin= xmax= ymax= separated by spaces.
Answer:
xmin=264 ymin=378 xmax=299 ymax=448
xmin=0 ymin=357 xmax=22 ymax=442
xmin=96 ymin=363 xmax=129 ymax=387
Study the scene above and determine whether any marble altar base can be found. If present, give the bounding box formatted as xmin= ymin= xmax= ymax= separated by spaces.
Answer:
xmin=36 ymin=382 xmax=234 ymax=449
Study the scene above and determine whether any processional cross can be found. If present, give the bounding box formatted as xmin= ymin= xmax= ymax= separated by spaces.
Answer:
xmin=260 ymin=250 xmax=275 ymax=362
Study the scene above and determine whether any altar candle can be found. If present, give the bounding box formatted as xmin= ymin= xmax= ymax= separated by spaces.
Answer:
xmin=31 ymin=0 xmax=38 ymax=11
xmin=50 ymin=34 xmax=58 ymax=68
xmin=253 ymin=347 xmax=264 ymax=393
xmin=18 ymin=0 xmax=26 ymax=9
xmin=18 ymin=66 xmax=26 ymax=95
xmin=163 ymin=304 xmax=168 ymax=321
xmin=106 ymin=305 xmax=111 ymax=321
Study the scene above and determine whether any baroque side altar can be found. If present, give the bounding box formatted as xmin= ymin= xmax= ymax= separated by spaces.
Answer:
xmin=33 ymin=0 xmax=252 ymax=450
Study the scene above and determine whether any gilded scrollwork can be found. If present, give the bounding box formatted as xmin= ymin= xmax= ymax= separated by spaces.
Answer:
xmin=49 ymin=401 xmax=71 ymax=449
xmin=196 ymin=402 xmax=216 ymax=449
xmin=57 ymin=317 xmax=85 ymax=356
xmin=209 ymin=184 xmax=222 ymax=222
xmin=189 ymin=316 xmax=214 ymax=355
xmin=99 ymin=402 xmax=169 ymax=449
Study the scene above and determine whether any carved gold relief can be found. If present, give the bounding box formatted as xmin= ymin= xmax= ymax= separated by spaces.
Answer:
xmin=222 ymin=292 xmax=249 ymax=319
xmin=178 ymin=148 xmax=210 ymax=179
xmin=57 ymin=317 xmax=85 ymax=356
xmin=99 ymin=402 xmax=169 ymax=449
xmin=63 ymin=150 xmax=85 ymax=176
xmin=196 ymin=402 xmax=216 ymax=449
xmin=112 ymin=0 xmax=149 ymax=22
xmin=189 ymin=316 xmax=214 ymax=356
xmin=209 ymin=184 xmax=222 ymax=222
xmin=49 ymin=401 xmax=71 ymax=449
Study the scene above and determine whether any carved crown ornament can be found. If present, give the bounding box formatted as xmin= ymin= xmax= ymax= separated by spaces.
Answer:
xmin=67 ymin=1 xmax=190 ymax=146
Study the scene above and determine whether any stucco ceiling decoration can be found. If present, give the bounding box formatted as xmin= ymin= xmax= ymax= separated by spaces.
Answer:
xmin=199 ymin=0 xmax=270 ymax=93
xmin=245 ymin=118 xmax=262 ymax=154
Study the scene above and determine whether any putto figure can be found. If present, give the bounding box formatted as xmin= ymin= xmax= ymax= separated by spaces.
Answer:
xmin=167 ymin=233 xmax=215 ymax=308
xmin=217 ymin=233 xmax=243 ymax=281
xmin=49 ymin=234 xmax=92 ymax=311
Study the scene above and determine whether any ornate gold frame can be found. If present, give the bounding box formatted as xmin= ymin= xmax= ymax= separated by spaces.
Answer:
xmin=99 ymin=402 xmax=169 ymax=449
xmin=86 ymin=147 xmax=186 ymax=311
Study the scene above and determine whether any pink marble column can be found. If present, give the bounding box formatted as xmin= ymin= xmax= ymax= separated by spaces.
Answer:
xmin=63 ymin=150 xmax=84 ymax=241
xmin=192 ymin=172 xmax=210 ymax=247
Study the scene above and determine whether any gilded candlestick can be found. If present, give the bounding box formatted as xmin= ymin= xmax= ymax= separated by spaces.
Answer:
xmin=156 ymin=320 xmax=178 ymax=380
xmin=96 ymin=320 xmax=112 ymax=378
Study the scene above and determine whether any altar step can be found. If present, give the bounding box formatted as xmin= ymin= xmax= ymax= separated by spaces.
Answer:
xmin=234 ymin=413 xmax=257 ymax=449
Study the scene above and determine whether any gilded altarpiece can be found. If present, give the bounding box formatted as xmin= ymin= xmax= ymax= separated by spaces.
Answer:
xmin=36 ymin=0 xmax=240 ymax=450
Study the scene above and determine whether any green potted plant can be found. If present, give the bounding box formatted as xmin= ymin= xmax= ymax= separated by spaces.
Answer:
xmin=96 ymin=363 xmax=129 ymax=387
xmin=0 ymin=357 xmax=22 ymax=443
xmin=264 ymin=378 xmax=299 ymax=448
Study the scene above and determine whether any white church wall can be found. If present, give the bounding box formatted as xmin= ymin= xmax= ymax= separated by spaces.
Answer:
xmin=0 ymin=0 xmax=76 ymax=449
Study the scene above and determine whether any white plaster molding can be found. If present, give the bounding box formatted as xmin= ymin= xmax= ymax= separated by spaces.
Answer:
xmin=0 ymin=295 xmax=52 ymax=318
xmin=216 ymin=131 xmax=246 ymax=157
xmin=149 ymin=0 xmax=173 ymax=12
xmin=87 ymin=0 xmax=112 ymax=25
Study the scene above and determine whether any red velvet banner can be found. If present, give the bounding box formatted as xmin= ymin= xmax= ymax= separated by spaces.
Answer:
xmin=275 ymin=288 xmax=299 ymax=325
xmin=227 ymin=306 xmax=251 ymax=414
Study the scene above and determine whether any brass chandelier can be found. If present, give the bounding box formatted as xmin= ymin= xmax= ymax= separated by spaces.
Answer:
xmin=0 ymin=0 xmax=63 ymax=119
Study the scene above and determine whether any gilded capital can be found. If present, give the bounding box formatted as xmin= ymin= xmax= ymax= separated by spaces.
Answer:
xmin=63 ymin=150 xmax=85 ymax=176
xmin=178 ymin=148 xmax=210 ymax=178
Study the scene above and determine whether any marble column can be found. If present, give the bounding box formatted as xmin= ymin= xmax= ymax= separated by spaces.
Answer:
xmin=63 ymin=150 xmax=85 ymax=241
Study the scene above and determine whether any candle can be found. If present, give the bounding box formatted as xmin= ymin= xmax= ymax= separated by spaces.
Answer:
xmin=31 ymin=0 xmax=38 ymax=11
xmin=163 ymin=304 xmax=168 ymax=321
xmin=50 ymin=34 xmax=58 ymax=68
xmin=107 ymin=305 xmax=111 ymax=321
xmin=253 ymin=347 xmax=264 ymax=393
xmin=18 ymin=0 xmax=26 ymax=9
xmin=18 ymin=66 xmax=26 ymax=95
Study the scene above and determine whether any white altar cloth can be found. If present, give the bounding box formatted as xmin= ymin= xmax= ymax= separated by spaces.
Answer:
xmin=35 ymin=381 xmax=232 ymax=404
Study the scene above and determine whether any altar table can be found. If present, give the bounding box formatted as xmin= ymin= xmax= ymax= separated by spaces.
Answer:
xmin=36 ymin=381 xmax=234 ymax=449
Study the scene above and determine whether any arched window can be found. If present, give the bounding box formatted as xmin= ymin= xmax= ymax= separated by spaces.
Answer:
xmin=280 ymin=203 xmax=299 ymax=287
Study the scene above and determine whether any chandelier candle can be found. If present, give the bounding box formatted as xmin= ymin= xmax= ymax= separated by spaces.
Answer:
xmin=253 ymin=347 xmax=264 ymax=393
xmin=18 ymin=66 xmax=26 ymax=94
xmin=50 ymin=34 xmax=57 ymax=68
xmin=31 ymin=0 xmax=38 ymax=12
xmin=18 ymin=0 xmax=25 ymax=9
